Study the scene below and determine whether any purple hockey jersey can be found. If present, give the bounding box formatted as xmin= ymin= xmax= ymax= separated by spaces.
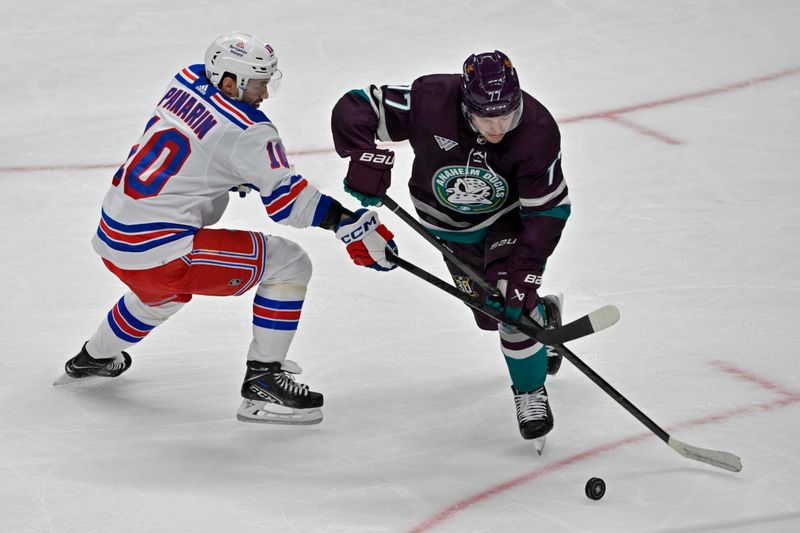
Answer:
xmin=331 ymin=73 xmax=570 ymax=274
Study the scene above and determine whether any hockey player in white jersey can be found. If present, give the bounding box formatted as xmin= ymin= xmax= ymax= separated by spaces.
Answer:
xmin=54 ymin=31 xmax=398 ymax=425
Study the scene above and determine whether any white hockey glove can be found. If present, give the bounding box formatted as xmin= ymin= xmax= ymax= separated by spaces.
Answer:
xmin=335 ymin=209 xmax=398 ymax=271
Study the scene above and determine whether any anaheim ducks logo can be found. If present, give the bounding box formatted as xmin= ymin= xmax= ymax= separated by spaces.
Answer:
xmin=432 ymin=165 xmax=508 ymax=213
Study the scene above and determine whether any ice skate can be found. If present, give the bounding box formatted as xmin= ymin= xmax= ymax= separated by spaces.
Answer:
xmin=53 ymin=343 xmax=132 ymax=386
xmin=237 ymin=360 xmax=323 ymax=425
xmin=541 ymin=294 xmax=566 ymax=375
xmin=513 ymin=385 xmax=554 ymax=454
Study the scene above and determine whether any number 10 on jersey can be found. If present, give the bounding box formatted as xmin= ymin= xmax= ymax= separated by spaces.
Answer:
xmin=266 ymin=141 xmax=290 ymax=169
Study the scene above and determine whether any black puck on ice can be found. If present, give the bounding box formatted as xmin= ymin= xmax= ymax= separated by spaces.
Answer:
xmin=585 ymin=477 xmax=606 ymax=500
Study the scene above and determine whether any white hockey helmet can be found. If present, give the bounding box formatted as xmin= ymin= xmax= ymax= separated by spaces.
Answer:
xmin=204 ymin=31 xmax=282 ymax=100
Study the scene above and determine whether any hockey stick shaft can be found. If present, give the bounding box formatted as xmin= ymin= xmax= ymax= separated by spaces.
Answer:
xmin=386 ymin=251 xmax=741 ymax=472
xmin=381 ymin=194 xmax=617 ymax=342
xmin=386 ymin=250 xmax=615 ymax=345
xmin=381 ymin=195 xmax=503 ymax=299
xmin=381 ymin=197 xmax=741 ymax=472
xmin=554 ymin=340 xmax=742 ymax=471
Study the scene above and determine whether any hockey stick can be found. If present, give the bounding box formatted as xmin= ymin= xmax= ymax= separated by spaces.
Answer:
xmin=341 ymin=203 xmax=612 ymax=343
xmin=386 ymin=250 xmax=617 ymax=346
xmin=380 ymin=195 xmax=619 ymax=341
xmin=380 ymin=196 xmax=505 ymax=300
xmin=560 ymin=336 xmax=743 ymax=472
xmin=386 ymin=250 xmax=742 ymax=473
xmin=381 ymin=197 xmax=742 ymax=473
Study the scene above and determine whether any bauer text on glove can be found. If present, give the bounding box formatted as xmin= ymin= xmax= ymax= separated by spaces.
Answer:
xmin=496 ymin=271 xmax=543 ymax=321
xmin=343 ymin=148 xmax=394 ymax=206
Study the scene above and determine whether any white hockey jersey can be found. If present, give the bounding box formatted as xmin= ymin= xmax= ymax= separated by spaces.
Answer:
xmin=92 ymin=64 xmax=334 ymax=269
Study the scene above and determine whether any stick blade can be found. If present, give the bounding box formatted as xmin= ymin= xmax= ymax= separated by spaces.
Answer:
xmin=668 ymin=437 xmax=742 ymax=472
xmin=588 ymin=305 xmax=621 ymax=333
xmin=534 ymin=304 xmax=621 ymax=345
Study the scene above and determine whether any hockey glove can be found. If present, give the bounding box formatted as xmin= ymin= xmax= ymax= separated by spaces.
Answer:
xmin=344 ymin=148 xmax=394 ymax=207
xmin=496 ymin=271 xmax=543 ymax=322
xmin=335 ymin=209 xmax=398 ymax=271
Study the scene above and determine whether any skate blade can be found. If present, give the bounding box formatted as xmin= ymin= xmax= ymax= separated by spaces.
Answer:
xmin=236 ymin=400 xmax=323 ymax=426
xmin=533 ymin=436 xmax=546 ymax=455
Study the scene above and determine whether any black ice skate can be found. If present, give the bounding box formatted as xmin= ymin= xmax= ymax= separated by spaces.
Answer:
xmin=237 ymin=360 xmax=323 ymax=425
xmin=53 ymin=343 xmax=132 ymax=386
xmin=513 ymin=385 xmax=554 ymax=455
xmin=541 ymin=294 xmax=566 ymax=376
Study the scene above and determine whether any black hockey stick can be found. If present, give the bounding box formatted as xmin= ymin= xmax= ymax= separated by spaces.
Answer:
xmin=341 ymin=204 xmax=613 ymax=343
xmin=380 ymin=195 xmax=619 ymax=341
xmin=381 ymin=197 xmax=742 ymax=472
xmin=381 ymin=196 xmax=505 ymax=300
xmin=386 ymin=250 xmax=617 ymax=346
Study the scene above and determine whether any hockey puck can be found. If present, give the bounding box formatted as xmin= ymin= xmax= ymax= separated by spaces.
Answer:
xmin=585 ymin=477 xmax=606 ymax=500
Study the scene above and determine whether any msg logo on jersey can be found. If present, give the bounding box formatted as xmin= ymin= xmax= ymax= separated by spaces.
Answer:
xmin=432 ymin=166 xmax=508 ymax=213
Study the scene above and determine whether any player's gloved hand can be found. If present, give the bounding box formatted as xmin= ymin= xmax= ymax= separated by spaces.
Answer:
xmin=496 ymin=271 xmax=543 ymax=322
xmin=335 ymin=209 xmax=398 ymax=271
xmin=343 ymin=148 xmax=394 ymax=207
xmin=485 ymin=291 xmax=505 ymax=311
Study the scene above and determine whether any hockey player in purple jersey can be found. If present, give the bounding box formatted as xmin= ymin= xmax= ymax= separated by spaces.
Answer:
xmin=331 ymin=51 xmax=570 ymax=448
xmin=54 ymin=31 xmax=398 ymax=426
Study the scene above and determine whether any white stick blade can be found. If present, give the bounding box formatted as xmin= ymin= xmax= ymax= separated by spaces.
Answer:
xmin=587 ymin=305 xmax=621 ymax=333
xmin=668 ymin=437 xmax=742 ymax=472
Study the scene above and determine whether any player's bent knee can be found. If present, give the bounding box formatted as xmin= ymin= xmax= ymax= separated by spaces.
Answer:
xmin=263 ymin=236 xmax=313 ymax=286
xmin=140 ymin=299 xmax=186 ymax=321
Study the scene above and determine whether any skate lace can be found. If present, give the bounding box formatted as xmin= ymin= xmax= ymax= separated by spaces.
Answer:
xmin=275 ymin=372 xmax=310 ymax=397
xmin=105 ymin=359 xmax=124 ymax=372
xmin=515 ymin=388 xmax=548 ymax=423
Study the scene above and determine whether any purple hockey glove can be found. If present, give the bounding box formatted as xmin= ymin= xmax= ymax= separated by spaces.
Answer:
xmin=497 ymin=270 xmax=543 ymax=322
xmin=344 ymin=148 xmax=394 ymax=206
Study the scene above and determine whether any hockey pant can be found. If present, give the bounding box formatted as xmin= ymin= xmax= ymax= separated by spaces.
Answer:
xmin=86 ymin=229 xmax=312 ymax=365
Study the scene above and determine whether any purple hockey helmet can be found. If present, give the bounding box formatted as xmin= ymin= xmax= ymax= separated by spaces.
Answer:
xmin=461 ymin=50 xmax=522 ymax=117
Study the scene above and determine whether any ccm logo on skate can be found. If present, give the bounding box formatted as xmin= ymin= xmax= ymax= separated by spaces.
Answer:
xmin=249 ymin=384 xmax=284 ymax=405
xmin=340 ymin=216 xmax=378 ymax=243
xmin=358 ymin=152 xmax=394 ymax=165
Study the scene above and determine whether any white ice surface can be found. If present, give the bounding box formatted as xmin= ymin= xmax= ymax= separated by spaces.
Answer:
xmin=1 ymin=1 xmax=799 ymax=532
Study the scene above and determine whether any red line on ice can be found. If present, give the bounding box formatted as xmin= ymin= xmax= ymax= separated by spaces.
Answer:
xmin=1 ymin=67 xmax=797 ymax=174
xmin=555 ymin=65 xmax=800 ymax=144
xmin=709 ymin=360 xmax=800 ymax=400
xmin=406 ymin=363 xmax=800 ymax=533
xmin=559 ymin=66 xmax=800 ymax=123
